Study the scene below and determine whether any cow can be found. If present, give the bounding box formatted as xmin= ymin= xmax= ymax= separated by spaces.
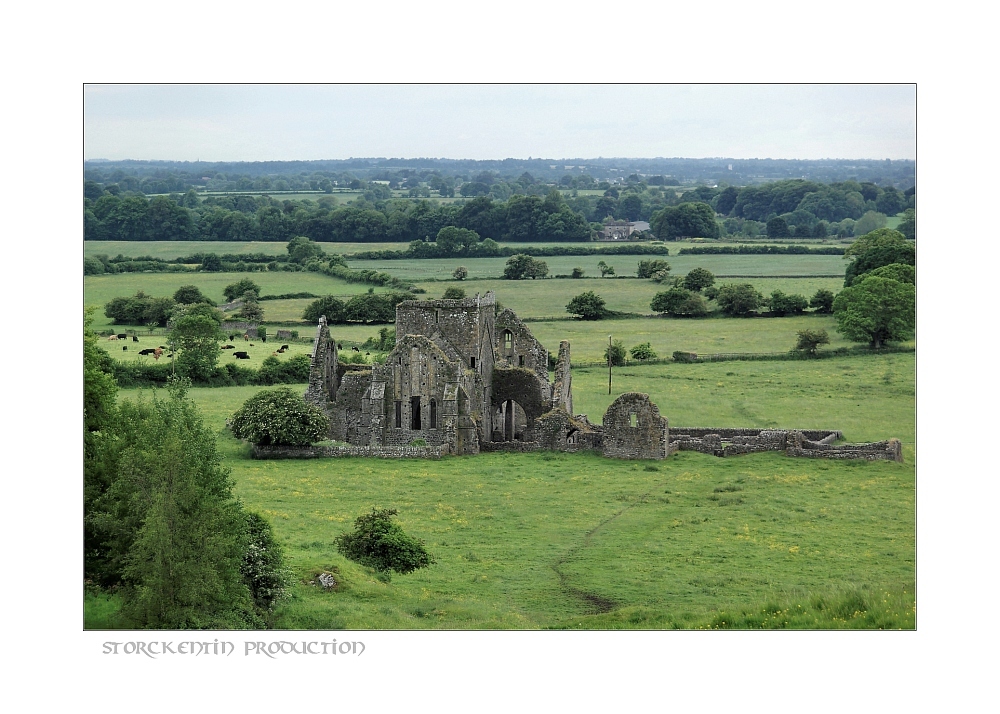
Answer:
xmin=107 ymin=335 xmax=118 ymax=341
xmin=280 ymin=344 xmax=289 ymax=351
xmin=159 ymin=346 xmax=166 ymax=349
xmin=229 ymin=335 xmax=235 ymax=341
xmin=338 ymin=343 xmax=343 ymax=350
xmin=352 ymin=346 xmax=360 ymax=352
xmin=243 ymin=334 xmax=250 ymax=341
xmin=117 ymin=333 xmax=127 ymax=340
xmin=249 ymin=343 xmax=255 ymax=347
xmin=138 ymin=348 xmax=155 ymax=356
xmin=153 ymin=348 xmax=163 ymax=361
xmin=261 ymin=335 xmax=266 ymax=343
xmin=275 ymin=347 xmax=286 ymax=354
xmin=123 ymin=346 xmax=128 ymax=351
xmin=234 ymin=351 xmax=250 ymax=359
xmin=221 ymin=344 xmax=235 ymax=350
xmin=132 ymin=335 xmax=139 ymax=342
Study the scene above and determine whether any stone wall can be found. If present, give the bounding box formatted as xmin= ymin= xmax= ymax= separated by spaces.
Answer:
xmin=551 ymin=340 xmax=573 ymax=414
xmin=786 ymin=438 xmax=903 ymax=462
xmin=602 ymin=393 xmax=669 ymax=460
xmin=495 ymin=308 xmax=550 ymax=387
xmin=252 ymin=444 xmax=447 ymax=459
xmin=221 ymin=321 xmax=258 ymax=338
xmin=304 ymin=316 xmax=338 ymax=408
xmin=669 ymin=427 xmax=842 ymax=441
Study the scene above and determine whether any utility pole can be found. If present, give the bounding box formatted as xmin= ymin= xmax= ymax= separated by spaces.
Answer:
xmin=608 ymin=334 xmax=612 ymax=395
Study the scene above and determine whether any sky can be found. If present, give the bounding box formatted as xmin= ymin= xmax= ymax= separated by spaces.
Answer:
xmin=83 ymin=84 xmax=916 ymax=163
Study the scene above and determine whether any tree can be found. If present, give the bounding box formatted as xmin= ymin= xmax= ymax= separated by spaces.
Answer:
xmin=630 ymin=342 xmax=657 ymax=360
xmin=650 ymin=202 xmax=720 ymax=240
xmin=810 ymin=289 xmax=835 ymax=313
xmin=173 ymin=285 xmax=213 ymax=305
xmin=833 ymin=275 xmax=916 ymax=349
xmin=230 ymin=387 xmax=330 ymax=446
xmin=715 ymin=283 xmax=764 ymax=316
xmin=566 ymin=291 xmax=607 ymax=320
xmin=201 ymin=253 xmax=223 ymax=272
xmin=436 ymin=226 xmax=479 ymax=254
xmin=224 ymin=278 xmax=261 ymax=303
xmin=866 ymin=262 xmax=915 ymax=285
xmin=334 ymin=508 xmax=434 ymax=579
xmin=766 ymin=217 xmax=791 ymax=238
xmin=650 ymin=287 xmax=708 ymax=317
xmin=94 ymin=382 xmax=261 ymax=629
xmin=239 ymin=291 xmax=263 ymax=322
xmin=452 ymin=266 xmax=468 ymax=281
xmin=241 ymin=512 xmax=290 ymax=617
xmin=766 ymin=290 xmax=808 ymax=317
xmin=503 ymin=254 xmax=548 ymax=280
xmin=637 ymin=259 xmax=670 ymax=279
xmin=597 ymin=260 xmax=615 ymax=277
xmin=571 ymin=267 xmax=585 ymax=278
xmin=345 ymin=292 xmax=396 ymax=324
xmin=604 ymin=339 xmax=627 ymax=366
xmin=844 ymin=229 xmax=915 ymax=286
xmin=303 ymin=296 xmax=347 ymax=324
xmin=681 ymin=267 xmax=715 ymax=292
xmin=897 ymin=209 xmax=915 ymax=240
xmin=794 ymin=329 xmax=830 ymax=356
xmin=170 ymin=313 xmax=223 ymax=380
xmin=287 ymin=236 xmax=324 ymax=264
xmin=442 ymin=287 xmax=466 ymax=300
xmin=853 ymin=210 xmax=888 ymax=236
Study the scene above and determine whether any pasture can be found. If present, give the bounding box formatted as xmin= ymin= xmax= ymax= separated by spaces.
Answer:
xmin=97 ymin=351 xmax=914 ymax=630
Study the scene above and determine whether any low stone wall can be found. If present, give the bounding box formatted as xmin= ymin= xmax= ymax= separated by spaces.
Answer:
xmin=670 ymin=427 xmax=842 ymax=441
xmin=480 ymin=440 xmax=545 ymax=453
xmin=787 ymin=438 xmax=903 ymax=462
xmin=252 ymin=444 xmax=447 ymax=460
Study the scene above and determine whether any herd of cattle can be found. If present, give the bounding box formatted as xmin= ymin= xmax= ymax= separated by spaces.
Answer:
xmin=108 ymin=333 xmax=366 ymax=362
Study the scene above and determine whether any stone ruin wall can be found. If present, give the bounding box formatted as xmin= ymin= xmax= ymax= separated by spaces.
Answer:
xmin=601 ymin=393 xmax=669 ymax=460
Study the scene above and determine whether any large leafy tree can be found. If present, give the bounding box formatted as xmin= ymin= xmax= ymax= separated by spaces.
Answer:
xmin=650 ymin=202 xmax=720 ymax=240
xmin=170 ymin=313 xmax=223 ymax=380
xmin=833 ymin=275 xmax=915 ymax=348
xmin=303 ymin=295 xmax=347 ymax=323
xmin=715 ymin=283 xmax=764 ymax=316
xmin=566 ymin=291 xmax=607 ymax=320
xmin=223 ymin=278 xmax=261 ymax=303
xmin=844 ymin=229 xmax=915 ymax=286
xmin=230 ymin=387 xmax=330 ymax=446
xmin=651 ymin=287 xmax=708 ymax=317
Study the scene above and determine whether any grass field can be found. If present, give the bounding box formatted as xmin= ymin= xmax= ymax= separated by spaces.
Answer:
xmin=91 ymin=351 xmax=914 ymax=630
xmin=351 ymin=254 xmax=846 ymax=281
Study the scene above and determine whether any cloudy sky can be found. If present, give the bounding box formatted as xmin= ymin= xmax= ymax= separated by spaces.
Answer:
xmin=84 ymin=84 xmax=915 ymax=162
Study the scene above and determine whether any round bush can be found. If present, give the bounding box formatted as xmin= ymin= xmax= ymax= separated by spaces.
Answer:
xmin=230 ymin=388 xmax=329 ymax=446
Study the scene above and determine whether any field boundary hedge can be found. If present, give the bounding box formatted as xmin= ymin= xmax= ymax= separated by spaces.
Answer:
xmin=678 ymin=245 xmax=844 ymax=255
xmin=571 ymin=344 xmax=915 ymax=368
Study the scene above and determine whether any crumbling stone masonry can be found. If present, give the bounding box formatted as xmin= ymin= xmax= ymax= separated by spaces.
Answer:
xmin=281 ymin=292 xmax=903 ymax=463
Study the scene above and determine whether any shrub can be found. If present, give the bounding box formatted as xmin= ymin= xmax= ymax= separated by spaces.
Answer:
xmin=503 ymin=254 xmax=549 ymax=280
xmin=604 ymin=339 xmax=627 ymax=366
xmin=571 ymin=267 xmax=585 ymax=278
xmin=334 ymin=508 xmax=435 ymax=579
xmin=681 ymin=267 xmax=715 ymax=292
xmin=794 ymin=329 xmax=830 ymax=356
xmin=630 ymin=343 xmax=657 ymax=360
xmin=715 ymin=283 xmax=764 ymax=316
xmin=442 ymin=287 xmax=466 ymax=300
xmin=766 ymin=290 xmax=808 ymax=317
xmin=651 ymin=287 xmax=708 ymax=317
xmin=241 ymin=512 xmax=290 ymax=616
xmin=229 ymin=388 xmax=330 ymax=446
xmin=566 ymin=291 xmax=607 ymax=320
xmin=452 ymin=266 xmax=468 ymax=281
xmin=223 ymin=278 xmax=261 ymax=302
xmin=637 ymin=259 xmax=671 ymax=279
xmin=173 ymin=285 xmax=213 ymax=305
xmin=673 ymin=351 xmax=698 ymax=363
xmin=810 ymin=289 xmax=835 ymax=313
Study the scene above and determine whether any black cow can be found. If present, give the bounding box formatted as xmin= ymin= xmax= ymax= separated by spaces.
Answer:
xmin=116 ymin=333 xmax=127 ymax=340
xmin=261 ymin=335 xmax=266 ymax=343
xmin=234 ymin=351 xmax=250 ymax=359
xmin=122 ymin=346 xmax=128 ymax=351
xmin=352 ymin=346 xmax=360 ymax=352
xmin=229 ymin=335 xmax=235 ymax=341
xmin=138 ymin=348 xmax=156 ymax=356
xmin=280 ymin=344 xmax=289 ymax=351
xmin=365 ymin=352 xmax=370 ymax=357
xmin=338 ymin=344 xmax=343 ymax=350
xmin=132 ymin=335 xmax=139 ymax=342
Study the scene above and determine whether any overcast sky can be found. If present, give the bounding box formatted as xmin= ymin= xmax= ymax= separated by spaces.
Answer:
xmin=84 ymin=84 xmax=915 ymax=162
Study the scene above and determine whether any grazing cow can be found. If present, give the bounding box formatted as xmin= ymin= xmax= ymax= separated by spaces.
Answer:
xmin=276 ymin=347 xmax=286 ymax=353
xmin=352 ymin=346 xmax=360 ymax=352
xmin=221 ymin=344 xmax=235 ymax=350
xmin=159 ymin=346 xmax=166 ymax=349
xmin=107 ymin=335 xmax=118 ymax=341
xmin=261 ymin=335 xmax=266 ymax=343
xmin=153 ymin=348 xmax=163 ymax=361
xmin=243 ymin=334 xmax=250 ymax=341
xmin=229 ymin=335 xmax=235 ymax=341
xmin=234 ymin=351 xmax=250 ymax=359
xmin=280 ymin=344 xmax=289 ymax=351
xmin=338 ymin=343 xmax=343 ymax=350
xmin=117 ymin=333 xmax=127 ymax=340
xmin=138 ymin=348 xmax=155 ymax=356
xmin=249 ymin=343 xmax=255 ymax=347
xmin=123 ymin=346 xmax=128 ymax=351
xmin=132 ymin=335 xmax=139 ymax=342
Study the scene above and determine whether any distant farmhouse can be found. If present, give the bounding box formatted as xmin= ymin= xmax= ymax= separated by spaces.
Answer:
xmin=253 ymin=292 xmax=904 ymax=464
xmin=598 ymin=218 xmax=650 ymax=241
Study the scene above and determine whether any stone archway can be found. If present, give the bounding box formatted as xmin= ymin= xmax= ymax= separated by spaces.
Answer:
xmin=491 ymin=368 xmax=547 ymax=441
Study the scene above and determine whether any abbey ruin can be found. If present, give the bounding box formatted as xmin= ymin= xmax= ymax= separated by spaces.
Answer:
xmin=266 ymin=291 xmax=901 ymax=463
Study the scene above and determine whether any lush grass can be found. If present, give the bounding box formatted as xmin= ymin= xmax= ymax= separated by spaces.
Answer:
xmin=349 ymin=253 xmax=847 ymax=281
xmin=527 ymin=314 xmax=864 ymax=362
xmin=92 ymin=350 xmax=914 ymax=630
xmin=419 ymin=279 xmax=844 ymax=319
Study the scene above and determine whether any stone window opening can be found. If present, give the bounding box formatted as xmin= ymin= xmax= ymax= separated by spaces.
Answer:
xmin=430 ymin=398 xmax=437 ymax=429
xmin=411 ymin=396 xmax=421 ymax=430
xmin=470 ymin=356 xmax=476 ymax=369
xmin=395 ymin=400 xmax=402 ymax=428
xmin=436 ymin=309 xmax=440 ymax=323
xmin=519 ymin=355 xmax=525 ymax=367
xmin=503 ymin=329 xmax=513 ymax=354
xmin=630 ymin=412 xmax=638 ymax=428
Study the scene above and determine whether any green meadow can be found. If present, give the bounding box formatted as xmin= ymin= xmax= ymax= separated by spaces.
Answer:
xmin=93 ymin=352 xmax=914 ymax=630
